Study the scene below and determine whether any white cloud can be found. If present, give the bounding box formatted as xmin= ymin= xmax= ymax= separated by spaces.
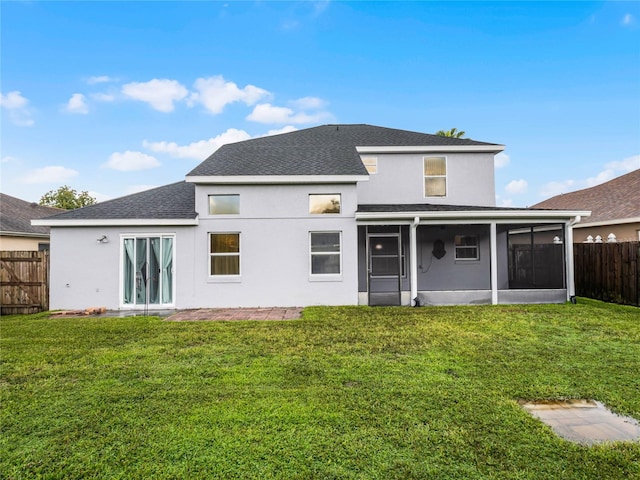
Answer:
xmin=622 ymin=13 xmax=635 ymax=26
xmin=604 ymin=154 xmax=640 ymax=172
xmin=505 ymin=179 xmax=528 ymax=194
xmin=122 ymin=79 xmax=188 ymax=112
xmin=189 ymin=76 xmax=270 ymax=114
xmin=88 ymin=191 xmax=112 ymax=203
xmin=1 ymin=155 xmax=19 ymax=164
xmin=584 ymin=155 xmax=640 ymax=187
xmin=65 ymin=93 xmax=89 ymax=114
xmin=247 ymin=103 xmax=294 ymax=123
xmin=538 ymin=154 xmax=639 ymax=199
xmin=91 ymin=92 xmax=116 ymax=102
xmin=125 ymin=185 xmax=157 ymax=195
xmin=290 ymin=96 xmax=327 ymax=110
xmin=247 ymin=103 xmax=332 ymax=124
xmin=103 ymin=151 xmax=161 ymax=171
xmin=143 ymin=128 xmax=252 ymax=160
xmin=496 ymin=196 xmax=514 ymax=207
xmin=87 ymin=75 xmax=116 ymax=85
xmin=0 ymin=90 xmax=29 ymax=109
xmin=0 ymin=90 xmax=34 ymax=126
xmin=143 ymin=126 xmax=298 ymax=161
xmin=540 ymin=179 xmax=577 ymax=198
xmin=21 ymin=166 xmax=79 ymax=184
xmin=264 ymin=125 xmax=298 ymax=136
xmin=494 ymin=152 xmax=510 ymax=168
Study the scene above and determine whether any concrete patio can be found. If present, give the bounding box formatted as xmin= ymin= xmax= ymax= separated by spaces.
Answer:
xmin=165 ymin=307 xmax=303 ymax=321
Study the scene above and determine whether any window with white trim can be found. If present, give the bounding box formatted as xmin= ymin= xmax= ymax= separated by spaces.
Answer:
xmin=310 ymin=232 xmax=341 ymax=275
xmin=454 ymin=235 xmax=479 ymax=260
xmin=309 ymin=194 xmax=341 ymax=214
xmin=424 ymin=156 xmax=446 ymax=197
xmin=209 ymin=194 xmax=239 ymax=215
xmin=361 ymin=156 xmax=377 ymax=174
xmin=209 ymin=233 xmax=240 ymax=276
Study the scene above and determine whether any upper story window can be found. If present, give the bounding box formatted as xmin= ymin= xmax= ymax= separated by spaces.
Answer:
xmin=209 ymin=194 xmax=239 ymax=215
xmin=309 ymin=194 xmax=341 ymax=214
xmin=361 ymin=156 xmax=377 ymax=174
xmin=454 ymin=235 xmax=479 ymax=261
xmin=424 ymin=156 xmax=447 ymax=197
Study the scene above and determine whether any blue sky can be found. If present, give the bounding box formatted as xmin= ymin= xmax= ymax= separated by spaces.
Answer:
xmin=1 ymin=1 xmax=639 ymax=207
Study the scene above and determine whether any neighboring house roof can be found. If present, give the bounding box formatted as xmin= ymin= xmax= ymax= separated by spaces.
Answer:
xmin=532 ymin=169 xmax=640 ymax=225
xmin=0 ymin=193 xmax=63 ymax=237
xmin=34 ymin=181 xmax=196 ymax=224
xmin=187 ymin=124 xmax=504 ymax=177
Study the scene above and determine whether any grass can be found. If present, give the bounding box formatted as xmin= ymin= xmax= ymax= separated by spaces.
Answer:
xmin=1 ymin=298 xmax=639 ymax=479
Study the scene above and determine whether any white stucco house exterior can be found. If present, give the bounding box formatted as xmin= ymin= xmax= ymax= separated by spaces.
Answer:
xmin=34 ymin=124 xmax=589 ymax=310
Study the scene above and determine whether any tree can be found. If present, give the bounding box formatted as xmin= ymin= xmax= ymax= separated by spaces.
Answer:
xmin=435 ymin=128 xmax=466 ymax=138
xmin=39 ymin=185 xmax=97 ymax=210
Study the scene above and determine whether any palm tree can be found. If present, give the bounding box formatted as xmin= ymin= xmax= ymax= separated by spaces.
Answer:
xmin=435 ymin=128 xmax=466 ymax=138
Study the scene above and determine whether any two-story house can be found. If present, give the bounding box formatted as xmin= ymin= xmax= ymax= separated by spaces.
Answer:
xmin=34 ymin=124 xmax=589 ymax=310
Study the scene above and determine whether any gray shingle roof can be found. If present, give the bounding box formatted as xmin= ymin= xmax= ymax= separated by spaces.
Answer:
xmin=188 ymin=124 xmax=502 ymax=177
xmin=0 ymin=193 xmax=63 ymax=235
xmin=41 ymin=181 xmax=196 ymax=220
xmin=532 ymin=169 xmax=640 ymax=224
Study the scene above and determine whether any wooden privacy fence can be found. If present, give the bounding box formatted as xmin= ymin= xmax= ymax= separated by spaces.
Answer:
xmin=0 ymin=250 xmax=49 ymax=315
xmin=574 ymin=241 xmax=639 ymax=307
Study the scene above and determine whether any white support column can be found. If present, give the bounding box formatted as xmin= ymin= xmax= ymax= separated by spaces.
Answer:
xmin=410 ymin=217 xmax=420 ymax=306
xmin=565 ymin=218 xmax=577 ymax=301
xmin=490 ymin=222 xmax=498 ymax=305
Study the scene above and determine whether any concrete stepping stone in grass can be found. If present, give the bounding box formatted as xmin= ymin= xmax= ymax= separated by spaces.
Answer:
xmin=520 ymin=399 xmax=640 ymax=445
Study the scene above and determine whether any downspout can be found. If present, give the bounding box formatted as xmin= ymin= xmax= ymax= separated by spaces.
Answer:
xmin=566 ymin=215 xmax=581 ymax=303
xmin=410 ymin=216 xmax=420 ymax=306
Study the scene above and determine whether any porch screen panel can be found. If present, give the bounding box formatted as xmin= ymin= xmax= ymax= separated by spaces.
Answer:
xmin=123 ymin=239 xmax=135 ymax=304
xmin=508 ymin=225 xmax=565 ymax=289
xmin=162 ymin=237 xmax=173 ymax=304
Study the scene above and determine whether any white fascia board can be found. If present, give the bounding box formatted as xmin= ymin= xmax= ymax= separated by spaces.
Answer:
xmin=32 ymin=218 xmax=199 ymax=227
xmin=355 ymin=210 xmax=591 ymax=222
xmin=356 ymin=145 xmax=505 ymax=154
xmin=0 ymin=231 xmax=50 ymax=239
xmin=573 ymin=217 xmax=640 ymax=228
xmin=186 ymin=175 xmax=369 ymax=184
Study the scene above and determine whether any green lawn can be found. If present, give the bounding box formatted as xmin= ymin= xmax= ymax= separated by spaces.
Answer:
xmin=1 ymin=299 xmax=639 ymax=479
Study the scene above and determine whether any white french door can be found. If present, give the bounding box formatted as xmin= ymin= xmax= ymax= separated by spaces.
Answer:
xmin=122 ymin=235 xmax=174 ymax=307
